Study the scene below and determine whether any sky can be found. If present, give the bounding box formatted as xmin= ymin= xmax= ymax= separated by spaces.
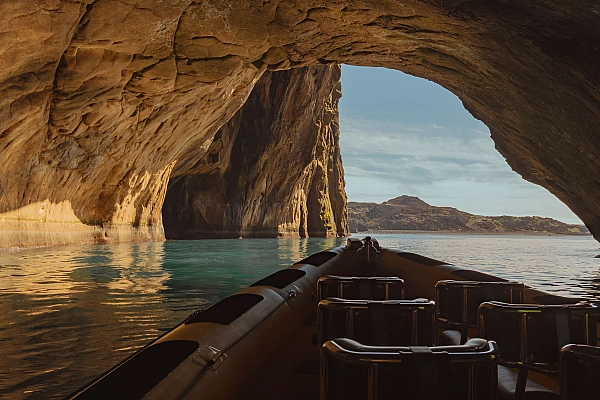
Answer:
xmin=338 ymin=65 xmax=583 ymax=225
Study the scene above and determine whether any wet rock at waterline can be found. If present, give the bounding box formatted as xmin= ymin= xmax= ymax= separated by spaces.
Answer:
xmin=1 ymin=1 xmax=599 ymax=249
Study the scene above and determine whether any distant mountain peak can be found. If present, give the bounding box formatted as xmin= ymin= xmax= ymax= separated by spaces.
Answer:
xmin=348 ymin=195 xmax=588 ymax=235
xmin=382 ymin=195 xmax=430 ymax=208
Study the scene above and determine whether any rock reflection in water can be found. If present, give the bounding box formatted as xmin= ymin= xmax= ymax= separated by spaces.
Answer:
xmin=0 ymin=238 xmax=343 ymax=399
xmin=0 ymin=242 xmax=170 ymax=399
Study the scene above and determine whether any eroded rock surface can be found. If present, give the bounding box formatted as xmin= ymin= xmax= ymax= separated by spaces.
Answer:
xmin=0 ymin=1 xmax=599 ymax=249
xmin=163 ymin=65 xmax=347 ymax=238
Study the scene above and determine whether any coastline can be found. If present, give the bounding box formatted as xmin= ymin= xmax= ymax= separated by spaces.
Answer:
xmin=350 ymin=229 xmax=591 ymax=237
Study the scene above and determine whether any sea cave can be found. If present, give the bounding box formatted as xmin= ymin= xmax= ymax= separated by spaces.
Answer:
xmin=0 ymin=1 xmax=599 ymax=250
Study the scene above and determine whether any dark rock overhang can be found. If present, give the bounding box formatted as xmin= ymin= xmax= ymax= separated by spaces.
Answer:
xmin=0 ymin=1 xmax=598 ymax=248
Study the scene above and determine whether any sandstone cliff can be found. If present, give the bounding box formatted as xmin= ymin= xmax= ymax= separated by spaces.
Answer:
xmin=349 ymin=196 xmax=589 ymax=235
xmin=0 ymin=1 xmax=599 ymax=249
xmin=162 ymin=65 xmax=348 ymax=239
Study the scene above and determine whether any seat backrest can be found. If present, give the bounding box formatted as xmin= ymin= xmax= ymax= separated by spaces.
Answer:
xmin=559 ymin=344 xmax=600 ymax=400
xmin=436 ymin=280 xmax=524 ymax=329
xmin=317 ymin=275 xmax=404 ymax=301
xmin=478 ymin=301 xmax=600 ymax=374
xmin=317 ymin=298 xmax=435 ymax=346
xmin=320 ymin=337 xmax=498 ymax=400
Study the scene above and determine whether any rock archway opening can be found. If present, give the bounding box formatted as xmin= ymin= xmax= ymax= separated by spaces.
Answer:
xmin=161 ymin=61 xmax=585 ymax=240
xmin=338 ymin=65 xmax=583 ymax=227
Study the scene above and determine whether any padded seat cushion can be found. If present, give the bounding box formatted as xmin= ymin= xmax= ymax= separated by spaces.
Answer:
xmin=497 ymin=365 xmax=559 ymax=400
xmin=438 ymin=330 xmax=462 ymax=346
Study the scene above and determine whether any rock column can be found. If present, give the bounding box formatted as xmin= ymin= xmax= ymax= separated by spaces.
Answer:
xmin=162 ymin=64 xmax=349 ymax=239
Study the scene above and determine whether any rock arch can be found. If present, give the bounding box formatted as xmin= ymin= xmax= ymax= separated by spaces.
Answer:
xmin=0 ymin=1 xmax=598 ymax=249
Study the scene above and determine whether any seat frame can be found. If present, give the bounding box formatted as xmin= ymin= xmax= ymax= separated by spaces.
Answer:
xmin=317 ymin=297 xmax=435 ymax=347
xmin=435 ymin=280 xmax=524 ymax=344
xmin=317 ymin=275 xmax=405 ymax=301
xmin=321 ymin=337 xmax=499 ymax=400
xmin=478 ymin=301 xmax=600 ymax=400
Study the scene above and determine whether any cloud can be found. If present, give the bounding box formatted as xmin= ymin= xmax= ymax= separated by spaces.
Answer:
xmin=340 ymin=116 xmax=513 ymax=185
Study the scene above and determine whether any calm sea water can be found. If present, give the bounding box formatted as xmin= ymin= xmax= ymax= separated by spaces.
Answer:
xmin=0 ymin=234 xmax=599 ymax=399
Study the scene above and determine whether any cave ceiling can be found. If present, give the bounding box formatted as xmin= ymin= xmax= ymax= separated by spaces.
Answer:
xmin=0 ymin=0 xmax=599 ymax=247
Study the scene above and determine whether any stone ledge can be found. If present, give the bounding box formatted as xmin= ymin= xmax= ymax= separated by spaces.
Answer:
xmin=0 ymin=220 xmax=165 ymax=252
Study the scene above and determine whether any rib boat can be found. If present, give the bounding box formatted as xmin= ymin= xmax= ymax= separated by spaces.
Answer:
xmin=69 ymin=237 xmax=600 ymax=400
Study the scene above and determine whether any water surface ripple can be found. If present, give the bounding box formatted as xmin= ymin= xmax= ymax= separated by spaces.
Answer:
xmin=0 ymin=235 xmax=598 ymax=399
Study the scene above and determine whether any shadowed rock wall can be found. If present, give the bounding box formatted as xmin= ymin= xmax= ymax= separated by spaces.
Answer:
xmin=162 ymin=65 xmax=347 ymax=238
xmin=0 ymin=1 xmax=599 ymax=249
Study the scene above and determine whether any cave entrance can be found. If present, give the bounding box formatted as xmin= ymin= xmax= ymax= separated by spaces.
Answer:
xmin=338 ymin=65 xmax=581 ymax=226
xmin=160 ymin=63 xmax=582 ymax=241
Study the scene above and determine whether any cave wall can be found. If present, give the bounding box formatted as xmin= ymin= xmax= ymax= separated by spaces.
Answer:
xmin=0 ymin=1 xmax=599 ymax=250
xmin=162 ymin=64 xmax=348 ymax=239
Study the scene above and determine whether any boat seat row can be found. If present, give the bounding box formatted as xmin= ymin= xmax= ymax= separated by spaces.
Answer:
xmin=318 ymin=297 xmax=435 ymax=347
xmin=317 ymin=275 xmax=600 ymax=400
xmin=436 ymin=279 xmax=525 ymax=344
xmin=435 ymin=280 xmax=600 ymax=400
xmin=478 ymin=301 xmax=600 ymax=400
xmin=321 ymin=338 xmax=600 ymax=400
xmin=317 ymin=275 xmax=405 ymax=301
xmin=321 ymin=337 xmax=498 ymax=400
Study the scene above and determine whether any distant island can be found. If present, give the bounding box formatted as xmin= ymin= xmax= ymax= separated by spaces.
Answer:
xmin=348 ymin=196 xmax=589 ymax=235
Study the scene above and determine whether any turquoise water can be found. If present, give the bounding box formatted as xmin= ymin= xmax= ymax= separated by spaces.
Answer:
xmin=0 ymin=234 xmax=599 ymax=399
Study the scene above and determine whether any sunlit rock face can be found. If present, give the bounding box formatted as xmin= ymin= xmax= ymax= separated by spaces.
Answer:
xmin=163 ymin=65 xmax=347 ymax=238
xmin=1 ymin=1 xmax=599 ymax=249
